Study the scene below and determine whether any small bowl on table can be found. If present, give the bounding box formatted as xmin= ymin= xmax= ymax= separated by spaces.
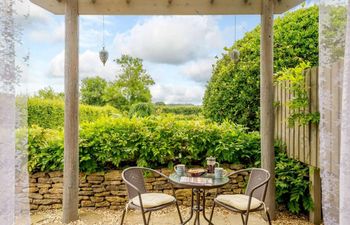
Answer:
xmin=186 ymin=168 xmax=206 ymax=177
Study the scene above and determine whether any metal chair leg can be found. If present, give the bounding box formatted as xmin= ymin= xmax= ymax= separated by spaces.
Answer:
xmin=209 ymin=202 xmax=216 ymax=223
xmin=265 ymin=209 xmax=272 ymax=225
xmin=147 ymin=212 xmax=152 ymax=225
xmin=244 ymin=212 xmax=250 ymax=225
xmin=141 ymin=212 xmax=148 ymax=225
xmin=175 ymin=200 xmax=183 ymax=224
xmin=120 ymin=207 xmax=127 ymax=225
xmin=240 ymin=213 xmax=245 ymax=225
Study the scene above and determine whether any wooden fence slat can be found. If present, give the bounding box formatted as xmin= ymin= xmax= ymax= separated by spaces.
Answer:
xmin=316 ymin=67 xmax=320 ymax=168
xmin=310 ymin=67 xmax=318 ymax=167
xmin=278 ymin=82 xmax=282 ymax=141
xmin=273 ymin=63 xmax=344 ymax=169
xmin=304 ymin=69 xmax=311 ymax=164
xmin=281 ymin=81 xmax=286 ymax=155
xmin=285 ymin=81 xmax=290 ymax=158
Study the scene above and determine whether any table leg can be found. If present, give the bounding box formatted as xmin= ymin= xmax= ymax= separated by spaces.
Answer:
xmin=181 ymin=189 xmax=195 ymax=225
xmin=202 ymin=189 xmax=214 ymax=225
xmin=196 ymin=189 xmax=200 ymax=225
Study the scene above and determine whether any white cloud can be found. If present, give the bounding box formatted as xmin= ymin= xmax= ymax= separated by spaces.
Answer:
xmin=29 ymin=22 xmax=65 ymax=43
xmin=114 ymin=16 xmax=224 ymax=65
xmin=48 ymin=50 xmax=119 ymax=80
xmin=180 ymin=58 xmax=215 ymax=83
xmin=151 ymin=84 xmax=204 ymax=105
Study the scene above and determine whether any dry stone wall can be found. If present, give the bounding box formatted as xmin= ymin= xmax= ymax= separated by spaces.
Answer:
xmin=29 ymin=165 xmax=247 ymax=211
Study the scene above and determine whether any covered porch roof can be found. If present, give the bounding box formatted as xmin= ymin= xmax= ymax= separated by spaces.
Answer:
xmin=31 ymin=0 xmax=303 ymax=15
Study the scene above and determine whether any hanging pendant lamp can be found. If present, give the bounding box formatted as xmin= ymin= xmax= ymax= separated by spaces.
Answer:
xmin=99 ymin=16 xmax=109 ymax=66
xmin=230 ymin=16 xmax=240 ymax=64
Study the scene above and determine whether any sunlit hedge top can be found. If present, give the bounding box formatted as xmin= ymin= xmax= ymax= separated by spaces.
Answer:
xmin=28 ymin=98 xmax=120 ymax=129
xmin=28 ymin=115 xmax=260 ymax=173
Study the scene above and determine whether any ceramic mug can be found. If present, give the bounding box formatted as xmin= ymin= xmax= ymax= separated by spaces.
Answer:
xmin=214 ymin=167 xmax=227 ymax=179
xmin=174 ymin=164 xmax=186 ymax=175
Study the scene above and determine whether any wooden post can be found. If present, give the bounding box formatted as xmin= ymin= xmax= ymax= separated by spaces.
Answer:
xmin=309 ymin=167 xmax=322 ymax=225
xmin=62 ymin=0 xmax=79 ymax=223
xmin=260 ymin=0 xmax=276 ymax=219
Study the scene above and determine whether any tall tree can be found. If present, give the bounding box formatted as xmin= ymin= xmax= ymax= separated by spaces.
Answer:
xmin=80 ymin=76 xmax=107 ymax=106
xmin=203 ymin=6 xmax=319 ymax=130
xmin=36 ymin=87 xmax=64 ymax=100
xmin=104 ymin=55 xmax=154 ymax=110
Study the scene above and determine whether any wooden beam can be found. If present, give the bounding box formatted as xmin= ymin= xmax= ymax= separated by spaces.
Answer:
xmin=309 ymin=167 xmax=322 ymax=225
xmin=30 ymin=0 xmax=304 ymax=15
xmin=62 ymin=0 xmax=79 ymax=223
xmin=260 ymin=0 xmax=276 ymax=219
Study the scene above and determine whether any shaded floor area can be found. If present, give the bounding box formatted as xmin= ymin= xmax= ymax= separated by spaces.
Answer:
xmin=31 ymin=206 xmax=312 ymax=225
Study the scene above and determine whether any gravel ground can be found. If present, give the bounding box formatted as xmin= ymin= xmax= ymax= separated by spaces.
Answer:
xmin=31 ymin=206 xmax=313 ymax=225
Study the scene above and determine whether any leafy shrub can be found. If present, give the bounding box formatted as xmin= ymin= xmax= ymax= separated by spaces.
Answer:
xmin=28 ymin=115 xmax=259 ymax=173
xmin=129 ymin=102 xmax=154 ymax=117
xmin=155 ymin=105 xmax=202 ymax=115
xmin=27 ymin=115 xmax=311 ymax=214
xmin=28 ymin=98 xmax=119 ymax=129
xmin=251 ymin=142 xmax=313 ymax=214
xmin=203 ymin=6 xmax=319 ymax=130
xmin=28 ymin=126 xmax=64 ymax=172
xmin=275 ymin=143 xmax=313 ymax=214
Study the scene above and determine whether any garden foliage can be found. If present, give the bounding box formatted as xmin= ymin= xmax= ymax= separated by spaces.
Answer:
xmin=274 ymin=143 xmax=313 ymax=214
xmin=274 ymin=62 xmax=320 ymax=126
xmin=28 ymin=115 xmax=260 ymax=173
xmin=28 ymin=98 xmax=119 ymax=129
xmin=80 ymin=76 xmax=107 ymax=106
xmin=129 ymin=102 xmax=155 ymax=117
xmin=155 ymin=105 xmax=202 ymax=115
xmin=203 ymin=6 xmax=319 ymax=130
xmin=27 ymin=115 xmax=311 ymax=214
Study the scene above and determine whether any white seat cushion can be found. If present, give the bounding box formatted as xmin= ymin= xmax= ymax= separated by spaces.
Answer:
xmin=132 ymin=193 xmax=175 ymax=208
xmin=216 ymin=194 xmax=263 ymax=211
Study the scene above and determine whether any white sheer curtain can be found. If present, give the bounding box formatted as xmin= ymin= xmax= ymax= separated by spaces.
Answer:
xmin=0 ymin=0 xmax=30 ymax=224
xmin=319 ymin=1 xmax=350 ymax=224
xmin=339 ymin=0 xmax=350 ymax=223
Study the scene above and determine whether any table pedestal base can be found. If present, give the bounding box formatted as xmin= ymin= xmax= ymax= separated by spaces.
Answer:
xmin=181 ymin=188 xmax=214 ymax=225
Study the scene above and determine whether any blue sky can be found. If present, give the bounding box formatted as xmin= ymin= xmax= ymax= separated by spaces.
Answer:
xmin=20 ymin=1 xmax=310 ymax=105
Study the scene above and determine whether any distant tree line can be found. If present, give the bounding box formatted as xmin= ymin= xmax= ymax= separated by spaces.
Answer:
xmin=35 ymin=54 xmax=155 ymax=112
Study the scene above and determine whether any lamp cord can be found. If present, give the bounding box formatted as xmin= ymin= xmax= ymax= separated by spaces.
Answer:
xmin=234 ymin=16 xmax=237 ymax=43
xmin=102 ymin=15 xmax=105 ymax=48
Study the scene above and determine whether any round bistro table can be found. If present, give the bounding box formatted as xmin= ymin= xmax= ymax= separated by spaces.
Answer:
xmin=169 ymin=173 xmax=229 ymax=225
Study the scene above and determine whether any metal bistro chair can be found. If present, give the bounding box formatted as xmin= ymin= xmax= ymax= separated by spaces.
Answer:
xmin=209 ymin=168 xmax=272 ymax=225
xmin=120 ymin=167 xmax=183 ymax=225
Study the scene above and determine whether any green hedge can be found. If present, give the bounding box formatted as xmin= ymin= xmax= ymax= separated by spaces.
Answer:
xmin=203 ymin=6 xmax=319 ymax=130
xmin=129 ymin=102 xmax=155 ymax=117
xmin=28 ymin=98 xmax=120 ymax=129
xmin=155 ymin=105 xmax=202 ymax=115
xmin=28 ymin=115 xmax=259 ymax=173
xmin=27 ymin=115 xmax=311 ymax=214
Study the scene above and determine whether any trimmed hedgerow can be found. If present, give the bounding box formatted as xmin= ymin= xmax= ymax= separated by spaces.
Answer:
xmin=27 ymin=116 xmax=311 ymax=214
xmin=155 ymin=105 xmax=202 ymax=115
xmin=28 ymin=98 xmax=120 ymax=129
xmin=27 ymin=115 xmax=311 ymax=214
xmin=129 ymin=102 xmax=155 ymax=118
xmin=28 ymin=115 xmax=259 ymax=173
